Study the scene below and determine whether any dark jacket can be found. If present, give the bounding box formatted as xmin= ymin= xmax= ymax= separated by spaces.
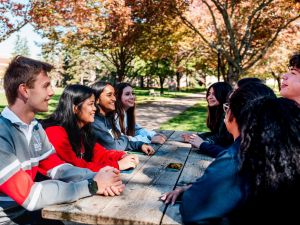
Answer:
xmin=198 ymin=113 xmax=233 ymax=157
xmin=92 ymin=114 xmax=144 ymax=151
xmin=180 ymin=138 xmax=245 ymax=224
xmin=181 ymin=137 xmax=300 ymax=224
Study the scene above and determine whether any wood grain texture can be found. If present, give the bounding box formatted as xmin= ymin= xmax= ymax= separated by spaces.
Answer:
xmin=42 ymin=131 xmax=212 ymax=225
xmin=161 ymin=149 xmax=213 ymax=225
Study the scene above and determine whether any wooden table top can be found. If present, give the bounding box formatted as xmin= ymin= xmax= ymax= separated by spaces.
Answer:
xmin=42 ymin=130 xmax=213 ymax=225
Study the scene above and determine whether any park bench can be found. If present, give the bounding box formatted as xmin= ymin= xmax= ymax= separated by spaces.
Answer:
xmin=149 ymin=89 xmax=160 ymax=97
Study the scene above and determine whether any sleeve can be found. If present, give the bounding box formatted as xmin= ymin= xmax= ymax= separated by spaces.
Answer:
xmin=204 ymin=118 xmax=233 ymax=147
xmin=199 ymin=142 xmax=226 ymax=158
xmin=0 ymin=146 xmax=91 ymax=212
xmin=92 ymin=143 xmax=126 ymax=170
xmin=130 ymin=135 xmax=151 ymax=143
xmin=126 ymin=140 xmax=144 ymax=152
xmin=180 ymin=153 xmax=243 ymax=224
xmin=92 ymin=119 xmax=130 ymax=151
xmin=135 ymin=124 xmax=156 ymax=139
xmin=45 ymin=126 xmax=121 ymax=172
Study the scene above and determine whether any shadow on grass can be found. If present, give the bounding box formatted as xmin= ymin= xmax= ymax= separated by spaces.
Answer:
xmin=159 ymin=101 xmax=209 ymax=132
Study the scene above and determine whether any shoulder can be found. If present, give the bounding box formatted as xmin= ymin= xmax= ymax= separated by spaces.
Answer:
xmin=45 ymin=125 xmax=67 ymax=137
xmin=93 ymin=115 xmax=105 ymax=124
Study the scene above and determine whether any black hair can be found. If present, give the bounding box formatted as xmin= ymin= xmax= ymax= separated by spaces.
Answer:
xmin=206 ymin=82 xmax=232 ymax=133
xmin=90 ymin=81 xmax=121 ymax=138
xmin=239 ymin=97 xmax=300 ymax=195
xmin=228 ymin=82 xmax=276 ymax=129
xmin=237 ymin=78 xmax=263 ymax=88
xmin=42 ymin=84 xmax=95 ymax=161
xmin=115 ymin=82 xmax=136 ymax=136
xmin=289 ymin=53 xmax=300 ymax=69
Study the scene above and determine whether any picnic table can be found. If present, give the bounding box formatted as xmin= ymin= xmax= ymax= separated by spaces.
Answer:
xmin=42 ymin=130 xmax=214 ymax=225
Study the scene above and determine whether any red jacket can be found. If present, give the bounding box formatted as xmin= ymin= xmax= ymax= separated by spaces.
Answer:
xmin=45 ymin=126 xmax=126 ymax=172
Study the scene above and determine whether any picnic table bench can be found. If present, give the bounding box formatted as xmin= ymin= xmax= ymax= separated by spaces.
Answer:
xmin=42 ymin=130 xmax=214 ymax=225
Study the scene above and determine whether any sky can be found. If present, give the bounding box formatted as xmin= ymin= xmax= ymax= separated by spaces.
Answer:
xmin=0 ymin=23 xmax=44 ymax=59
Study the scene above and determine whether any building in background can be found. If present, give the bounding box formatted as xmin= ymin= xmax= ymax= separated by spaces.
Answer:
xmin=0 ymin=57 xmax=10 ymax=89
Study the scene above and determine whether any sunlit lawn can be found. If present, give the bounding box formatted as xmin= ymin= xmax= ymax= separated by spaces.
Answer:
xmin=159 ymin=100 xmax=209 ymax=132
xmin=134 ymin=87 xmax=205 ymax=103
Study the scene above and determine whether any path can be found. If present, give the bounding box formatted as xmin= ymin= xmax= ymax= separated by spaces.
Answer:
xmin=136 ymin=93 xmax=206 ymax=130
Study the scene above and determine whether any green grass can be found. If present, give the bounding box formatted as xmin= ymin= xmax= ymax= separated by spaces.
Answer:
xmin=159 ymin=100 xmax=209 ymax=132
xmin=0 ymin=92 xmax=7 ymax=113
xmin=134 ymin=87 xmax=205 ymax=103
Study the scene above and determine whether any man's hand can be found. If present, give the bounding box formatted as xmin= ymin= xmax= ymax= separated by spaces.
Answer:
xmin=103 ymin=184 xmax=126 ymax=197
xmin=94 ymin=166 xmax=124 ymax=196
xmin=151 ymin=134 xmax=167 ymax=144
xmin=118 ymin=154 xmax=139 ymax=170
xmin=141 ymin=144 xmax=155 ymax=155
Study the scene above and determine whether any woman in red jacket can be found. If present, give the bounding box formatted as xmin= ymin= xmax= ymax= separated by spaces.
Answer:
xmin=42 ymin=84 xmax=139 ymax=172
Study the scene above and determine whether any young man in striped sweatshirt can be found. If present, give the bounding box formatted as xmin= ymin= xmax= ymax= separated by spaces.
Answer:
xmin=0 ymin=56 xmax=125 ymax=225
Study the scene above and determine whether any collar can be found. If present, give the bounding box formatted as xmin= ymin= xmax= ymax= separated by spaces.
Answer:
xmin=1 ymin=106 xmax=38 ymax=127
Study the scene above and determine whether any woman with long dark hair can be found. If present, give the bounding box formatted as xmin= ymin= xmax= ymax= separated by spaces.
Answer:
xmin=91 ymin=81 xmax=155 ymax=155
xmin=42 ymin=84 xmax=139 ymax=172
xmin=114 ymin=82 xmax=166 ymax=144
xmin=162 ymin=83 xmax=300 ymax=224
xmin=182 ymin=82 xmax=233 ymax=157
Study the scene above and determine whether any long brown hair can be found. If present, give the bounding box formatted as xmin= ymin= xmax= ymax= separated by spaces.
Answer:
xmin=115 ymin=82 xmax=136 ymax=136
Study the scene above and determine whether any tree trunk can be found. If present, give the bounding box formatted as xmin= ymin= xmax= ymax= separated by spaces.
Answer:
xmin=159 ymin=76 xmax=165 ymax=94
xmin=140 ymin=76 xmax=144 ymax=88
xmin=176 ymin=72 xmax=181 ymax=91
xmin=116 ymin=67 xmax=125 ymax=83
xmin=271 ymin=71 xmax=281 ymax=91
xmin=227 ymin=62 xmax=242 ymax=85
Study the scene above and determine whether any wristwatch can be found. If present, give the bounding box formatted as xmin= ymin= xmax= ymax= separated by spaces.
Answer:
xmin=87 ymin=178 xmax=98 ymax=195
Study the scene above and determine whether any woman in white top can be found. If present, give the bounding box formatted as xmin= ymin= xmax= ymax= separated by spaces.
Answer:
xmin=115 ymin=82 xmax=166 ymax=144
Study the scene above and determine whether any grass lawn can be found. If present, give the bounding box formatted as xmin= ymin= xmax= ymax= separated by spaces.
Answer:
xmin=159 ymin=100 xmax=209 ymax=132
xmin=133 ymin=87 xmax=205 ymax=103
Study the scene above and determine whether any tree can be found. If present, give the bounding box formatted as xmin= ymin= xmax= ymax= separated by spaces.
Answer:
xmin=0 ymin=0 xmax=31 ymax=42
xmin=31 ymin=0 xmax=179 ymax=83
xmin=12 ymin=34 xmax=30 ymax=56
xmin=169 ymin=0 xmax=300 ymax=84
xmin=41 ymin=41 xmax=102 ymax=86
xmin=250 ymin=21 xmax=300 ymax=90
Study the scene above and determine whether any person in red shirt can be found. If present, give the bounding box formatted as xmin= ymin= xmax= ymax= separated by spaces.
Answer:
xmin=42 ymin=84 xmax=139 ymax=172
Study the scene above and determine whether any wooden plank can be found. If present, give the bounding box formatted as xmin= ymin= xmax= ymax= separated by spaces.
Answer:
xmin=162 ymin=149 xmax=214 ymax=225
xmin=167 ymin=131 xmax=195 ymax=142
xmin=43 ymin=131 xmax=192 ymax=225
xmin=151 ymin=130 xmax=175 ymax=151
xmin=154 ymin=130 xmax=174 ymax=140
xmin=43 ymin=184 xmax=173 ymax=225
